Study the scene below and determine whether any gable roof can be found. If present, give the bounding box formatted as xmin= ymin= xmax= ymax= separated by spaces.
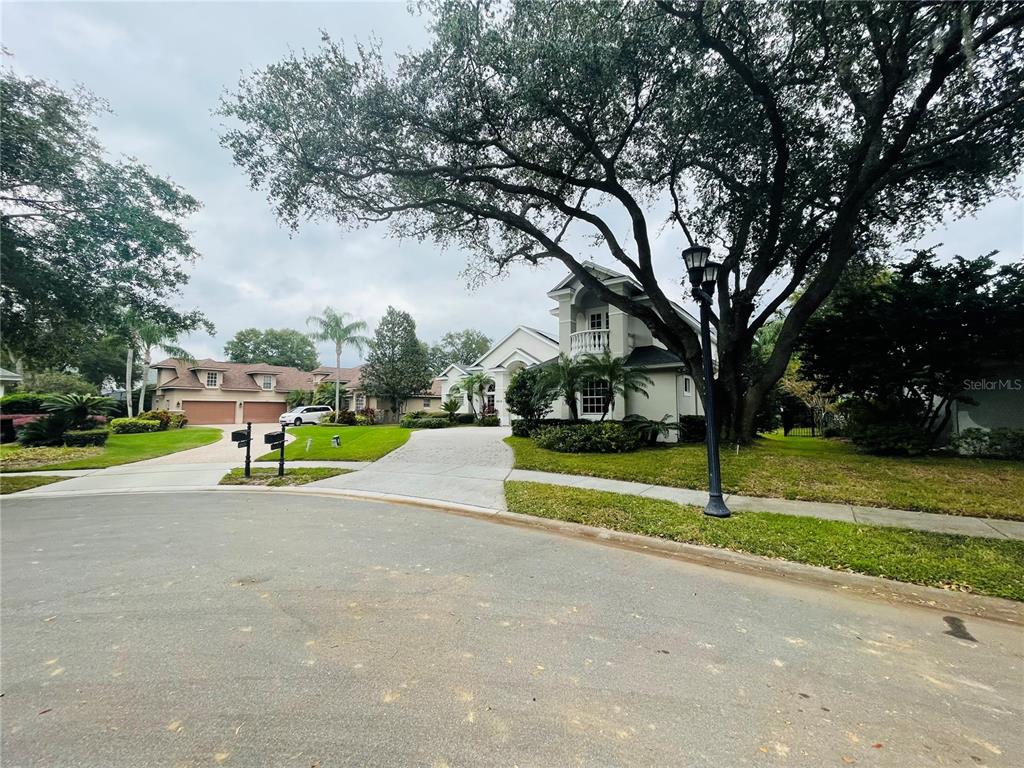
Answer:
xmin=548 ymin=262 xmax=709 ymax=340
xmin=153 ymin=358 xmax=318 ymax=393
xmin=436 ymin=362 xmax=469 ymax=379
xmin=470 ymin=325 xmax=559 ymax=368
xmin=548 ymin=261 xmax=628 ymax=293
xmin=312 ymin=366 xmax=363 ymax=387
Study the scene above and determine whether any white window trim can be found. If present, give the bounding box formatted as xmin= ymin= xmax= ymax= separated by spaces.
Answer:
xmin=261 ymin=374 xmax=274 ymax=390
xmin=589 ymin=312 xmax=605 ymax=330
xmin=581 ymin=380 xmax=608 ymax=415
xmin=682 ymin=376 xmax=693 ymax=396
xmin=205 ymin=371 xmax=219 ymax=388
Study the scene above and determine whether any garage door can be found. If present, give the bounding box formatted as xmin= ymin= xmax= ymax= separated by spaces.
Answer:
xmin=242 ymin=401 xmax=287 ymax=423
xmin=182 ymin=400 xmax=236 ymax=425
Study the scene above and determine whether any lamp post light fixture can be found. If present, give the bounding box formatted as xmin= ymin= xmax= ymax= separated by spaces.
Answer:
xmin=682 ymin=244 xmax=731 ymax=518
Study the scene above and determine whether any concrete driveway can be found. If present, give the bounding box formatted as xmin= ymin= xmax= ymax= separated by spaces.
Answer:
xmin=311 ymin=426 xmax=513 ymax=509
xmin=2 ymin=491 xmax=1020 ymax=767
xmin=138 ymin=422 xmax=291 ymax=465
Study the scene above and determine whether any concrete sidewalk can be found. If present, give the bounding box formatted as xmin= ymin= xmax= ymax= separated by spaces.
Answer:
xmin=13 ymin=461 xmax=369 ymax=493
xmin=507 ymin=469 xmax=1024 ymax=540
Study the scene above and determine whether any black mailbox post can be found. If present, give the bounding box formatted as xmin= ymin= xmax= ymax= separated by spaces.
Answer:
xmin=233 ymin=423 xmax=253 ymax=477
xmin=264 ymin=429 xmax=285 ymax=477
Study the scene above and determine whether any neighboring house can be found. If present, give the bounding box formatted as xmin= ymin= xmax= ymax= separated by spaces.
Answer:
xmin=312 ymin=366 xmax=443 ymax=421
xmin=151 ymin=358 xmax=318 ymax=425
xmin=437 ymin=326 xmax=560 ymax=426
xmin=0 ymin=367 xmax=23 ymax=397
xmin=951 ymin=362 xmax=1024 ymax=435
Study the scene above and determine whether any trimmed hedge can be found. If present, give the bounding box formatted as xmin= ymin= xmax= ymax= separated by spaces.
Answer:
xmin=535 ymin=422 xmax=643 ymax=453
xmin=0 ymin=393 xmax=48 ymax=414
xmin=110 ymin=417 xmax=162 ymax=434
xmin=477 ymin=415 xmax=501 ymax=427
xmin=400 ymin=415 xmax=449 ymax=429
xmin=64 ymin=428 xmax=110 ymax=447
xmin=677 ymin=415 xmax=707 ymax=443
xmin=511 ymin=418 xmax=577 ymax=437
xmin=455 ymin=413 xmax=476 ymax=424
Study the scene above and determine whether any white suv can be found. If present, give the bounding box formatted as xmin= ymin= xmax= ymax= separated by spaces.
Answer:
xmin=279 ymin=405 xmax=333 ymax=426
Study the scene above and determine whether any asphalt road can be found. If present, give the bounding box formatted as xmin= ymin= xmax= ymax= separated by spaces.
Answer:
xmin=2 ymin=492 xmax=1021 ymax=767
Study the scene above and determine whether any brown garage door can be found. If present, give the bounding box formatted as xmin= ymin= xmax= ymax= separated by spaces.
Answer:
xmin=242 ymin=401 xmax=287 ymax=423
xmin=182 ymin=400 xmax=236 ymax=425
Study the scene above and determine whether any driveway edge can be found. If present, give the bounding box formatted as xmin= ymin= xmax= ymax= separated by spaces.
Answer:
xmin=8 ymin=484 xmax=1022 ymax=625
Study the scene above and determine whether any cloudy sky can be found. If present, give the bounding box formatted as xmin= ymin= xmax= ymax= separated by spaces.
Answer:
xmin=4 ymin=1 xmax=1022 ymax=367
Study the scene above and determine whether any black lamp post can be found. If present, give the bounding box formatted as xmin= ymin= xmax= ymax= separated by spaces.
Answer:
xmin=682 ymin=244 xmax=731 ymax=518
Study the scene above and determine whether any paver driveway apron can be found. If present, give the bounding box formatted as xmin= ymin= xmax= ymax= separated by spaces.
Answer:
xmin=310 ymin=426 xmax=513 ymax=509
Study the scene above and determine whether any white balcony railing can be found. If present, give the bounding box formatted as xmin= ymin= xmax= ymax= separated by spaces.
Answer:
xmin=569 ymin=329 xmax=610 ymax=357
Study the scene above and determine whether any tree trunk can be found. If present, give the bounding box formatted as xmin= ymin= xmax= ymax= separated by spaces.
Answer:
xmin=124 ymin=345 xmax=135 ymax=418
xmin=335 ymin=346 xmax=342 ymax=413
xmin=136 ymin=346 xmax=151 ymax=415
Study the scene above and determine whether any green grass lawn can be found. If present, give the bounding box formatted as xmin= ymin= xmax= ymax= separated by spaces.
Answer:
xmin=256 ymin=425 xmax=410 ymax=462
xmin=506 ymin=433 xmax=1024 ymax=520
xmin=505 ymin=481 xmax=1024 ymax=601
xmin=0 ymin=475 xmax=66 ymax=494
xmin=219 ymin=467 xmax=351 ymax=487
xmin=0 ymin=427 xmax=222 ymax=471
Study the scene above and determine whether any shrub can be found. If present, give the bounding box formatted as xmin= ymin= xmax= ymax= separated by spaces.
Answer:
xmin=511 ymin=418 xmax=577 ymax=437
xmin=138 ymin=409 xmax=173 ymax=430
xmin=168 ymin=412 xmax=188 ymax=429
xmin=676 ymin=415 xmax=707 ymax=443
xmin=64 ymin=428 xmax=110 ymax=447
xmin=455 ymin=413 xmax=476 ymax=424
xmin=331 ymin=410 xmax=357 ymax=425
xmin=505 ymin=367 xmax=557 ymax=422
xmin=357 ymin=407 xmax=376 ymax=425
xmin=535 ymin=422 xmax=643 ymax=453
xmin=17 ymin=414 xmax=69 ymax=447
xmin=952 ymin=428 xmax=1024 ymax=460
xmin=624 ymin=414 xmax=679 ymax=445
xmin=847 ymin=422 xmax=930 ymax=456
xmin=401 ymin=415 xmax=449 ymax=429
xmin=110 ymin=417 xmax=162 ymax=434
xmin=43 ymin=393 xmax=117 ymax=428
xmin=0 ymin=393 xmax=49 ymax=414
xmin=477 ymin=415 xmax=501 ymax=427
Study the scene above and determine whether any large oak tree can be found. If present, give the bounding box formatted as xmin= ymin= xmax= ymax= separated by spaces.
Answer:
xmin=220 ymin=0 xmax=1024 ymax=441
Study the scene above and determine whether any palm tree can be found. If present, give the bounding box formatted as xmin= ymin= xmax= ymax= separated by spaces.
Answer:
xmin=307 ymin=307 xmax=370 ymax=414
xmin=450 ymin=371 xmax=494 ymax=419
xmin=580 ymin=349 xmax=653 ymax=421
xmin=134 ymin=323 xmax=195 ymax=416
xmin=544 ymin=353 xmax=584 ymax=421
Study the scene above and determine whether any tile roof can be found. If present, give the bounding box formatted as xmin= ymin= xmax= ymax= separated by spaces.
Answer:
xmin=312 ymin=366 xmax=363 ymax=387
xmin=152 ymin=358 xmax=318 ymax=393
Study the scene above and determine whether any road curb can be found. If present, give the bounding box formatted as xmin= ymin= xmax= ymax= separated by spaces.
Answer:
xmin=8 ymin=484 xmax=1022 ymax=625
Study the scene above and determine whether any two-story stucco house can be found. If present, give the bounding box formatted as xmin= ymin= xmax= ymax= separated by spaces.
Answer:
xmin=438 ymin=263 xmax=707 ymax=432
xmin=151 ymin=358 xmax=319 ymax=424
xmin=546 ymin=262 xmax=705 ymax=427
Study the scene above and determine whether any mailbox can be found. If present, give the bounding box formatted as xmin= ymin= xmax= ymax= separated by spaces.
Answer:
xmin=264 ymin=431 xmax=284 ymax=445
xmin=331 ymin=435 xmax=340 ymax=447
xmin=231 ymin=429 xmax=248 ymax=442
